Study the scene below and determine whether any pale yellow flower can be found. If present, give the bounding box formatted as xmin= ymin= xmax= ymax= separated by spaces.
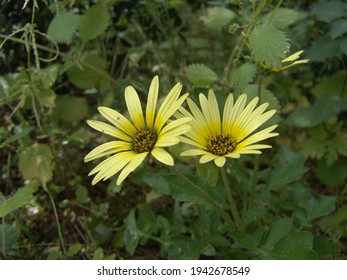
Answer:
xmin=261 ymin=50 xmax=309 ymax=72
xmin=178 ymin=90 xmax=278 ymax=167
xmin=85 ymin=76 xmax=190 ymax=185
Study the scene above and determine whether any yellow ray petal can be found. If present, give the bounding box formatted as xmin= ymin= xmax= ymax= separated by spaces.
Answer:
xmin=214 ymin=156 xmax=226 ymax=167
xmin=151 ymin=147 xmax=174 ymax=166
xmin=116 ymin=152 xmax=148 ymax=185
xmin=180 ymin=149 xmax=209 ymax=156
xmin=87 ymin=120 xmax=132 ymax=142
xmin=200 ymin=153 xmax=217 ymax=164
xmin=84 ymin=141 xmax=131 ymax=162
xmin=125 ymin=86 xmax=145 ymax=130
xmin=146 ymin=76 xmax=159 ymax=128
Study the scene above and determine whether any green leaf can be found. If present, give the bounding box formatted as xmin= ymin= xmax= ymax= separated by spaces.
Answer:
xmin=19 ymin=144 xmax=53 ymax=184
xmin=54 ymin=95 xmax=89 ymax=122
xmin=231 ymin=231 xmax=257 ymax=251
xmin=271 ymin=232 xmax=317 ymax=260
xmin=313 ymin=236 xmax=338 ymax=259
xmin=311 ymin=70 xmax=347 ymax=99
xmin=79 ymin=2 xmax=111 ymax=42
xmin=241 ymin=207 xmax=267 ymax=226
xmin=75 ymin=185 xmax=90 ymax=204
xmin=263 ymin=218 xmax=293 ymax=251
xmin=307 ymin=196 xmax=336 ymax=221
xmin=167 ymin=235 xmax=207 ymax=260
xmin=340 ymin=37 xmax=347 ymax=55
xmin=311 ymin=1 xmax=347 ymax=23
xmin=196 ymin=161 xmax=219 ymax=187
xmin=267 ymin=147 xmax=308 ymax=190
xmin=315 ymin=158 xmax=347 ymax=187
xmin=244 ymin=85 xmax=281 ymax=111
xmin=261 ymin=8 xmax=304 ymax=29
xmin=249 ymin=24 xmax=290 ymax=68
xmin=66 ymin=54 xmax=111 ymax=90
xmin=0 ymin=181 xmax=39 ymax=217
xmin=47 ymin=11 xmax=80 ymax=44
xmin=307 ymin=37 xmax=340 ymax=62
xmin=0 ymin=127 xmax=32 ymax=149
xmin=93 ymin=247 xmax=104 ymax=260
xmin=124 ymin=209 xmax=140 ymax=255
xmin=231 ymin=63 xmax=257 ymax=95
xmin=202 ymin=7 xmax=235 ymax=29
xmin=186 ymin=64 xmax=218 ymax=88
xmin=67 ymin=243 xmax=82 ymax=257
xmin=331 ymin=19 xmax=347 ymax=40
xmin=286 ymin=95 xmax=347 ymax=128
xmin=0 ymin=224 xmax=20 ymax=253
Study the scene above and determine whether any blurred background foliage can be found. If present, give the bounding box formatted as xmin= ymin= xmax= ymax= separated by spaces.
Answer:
xmin=0 ymin=0 xmax=346 ymax=259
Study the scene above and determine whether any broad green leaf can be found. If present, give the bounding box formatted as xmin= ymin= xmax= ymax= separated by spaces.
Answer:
xmin=67 ymin=243 xmax=82 ymax=257
xmin=167 ymin=235 xmax=207 ymax=260
xmin=286 ymin=95 xmax=347 ymax=128
xmin=0 ymin=181 xmax=39 ymax=217
xmin=311 ymin=1 xmax=347 ymax=23
xmin=75 ymin=185 xmax=90 ymax=204
xmin=249 ymin=24 xmax=290 ymax=68
xmin=186 ymin=64 xmax=218 ymax=88
xmin=93 ymin=247 xmax=104 ymax=260
xmin=331 ymin=19 xmax=347 ymax=40
xmin=267 ymin=147 xmax=308 ymax=190
xmin=202 ymin=7 xmax=235 ymax=29
xmin=313 ymin=236 xmax=338 ymax=259
xmin=37 ymin=88 xmax=56 ymax=109
xmin=47 ymin=11 xmax=80 ymax=44
xmin=231 ymin=231 xmax=257 ymax=251
xmin=330 ymin=205 xmax=347 ymax=228
xmin=137 ymin=204 xmax=159 ymax=236
xmin=261 ymin=8 xmax=304 ymax=29
xmin=79 ymin=2 xmax=111 ymax=42
xmin=66 ymin=54 xmax=111 ymax=90
xmin=307 ymin=37 xmax=340 ymax=62
xmin=54 ymin=95 xmax=89 ymax=122
xmin=231 ymin=63 xmax=257 ymax=95
xmin=0 ymin=224 xmax=20 ymax=253
xmin=197 ymin=161 xmax=219 ymax=187
xmin=241 ymin=207 xmax=267 ymax=226
xmin=340 ymin=37 xmax=347 ymax=55
xmin=263 ymin=218 xmax=293 ymax=251
xmin=124 ymin=209 xmax=140 ymax=255
xmin=18 ymin=144 xmax=53 ymax=184
xmin=311 ymin=70 xmax=347 ymax=99
xmin=271 ymin=232 xmax=317 ymax=260
xmin=307 ymin=196 xmax=336 ymax=221
xmin=0 ymin=127 xmax=32 ymax=148
xmin=315 ymin=158 xmax=347 ymax=187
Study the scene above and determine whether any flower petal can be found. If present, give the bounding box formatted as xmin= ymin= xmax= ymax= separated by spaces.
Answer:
xmin=200 ymin=153 xmax=217 ymax=164
xmin=214 ymin=156 xmax=226 ymax=167
xmin=116 ymin=152 xmax=148 ymax=185
xmin=146 ymin=76 xmax=159 ymax=128
xmin=125 ymin=86 xmax=145 ymax=130
xmin=180 ymin=149 xmax=209 ymax=157
xmin=84 ymin=141 xmax=131 ymax=162
xmin=151 ymin=147 xmax=174 ymax=166
xmin=87 ymin=120 xmax=132 ymax=141
xmin=98 ymin=106 xmax=137 ymax=137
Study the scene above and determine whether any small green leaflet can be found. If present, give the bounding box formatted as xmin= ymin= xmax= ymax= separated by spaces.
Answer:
xmin=186 ymin=64 xmax=218 ymax=88
xmin=47 ymin=11 xmax=80 ymax=44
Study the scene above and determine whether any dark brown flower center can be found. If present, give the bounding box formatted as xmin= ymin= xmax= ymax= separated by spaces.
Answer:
xmin=131 ymin=128 xmax=157 ymax=153
xmin=206 ymin=133 xmax=237 ymax=156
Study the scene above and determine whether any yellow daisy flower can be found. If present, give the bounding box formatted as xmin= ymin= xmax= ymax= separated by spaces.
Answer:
xmin=178 ymin=90 xmax=278 ymax=167
xmin=85 ymin=76 xmax=190 ymax=185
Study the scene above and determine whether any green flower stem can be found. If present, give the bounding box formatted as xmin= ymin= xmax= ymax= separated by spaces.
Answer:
xmin=248 ymin=154 xmax=260 ymax=211
xmin=1 ymin=217 xmax=7 ymax=259
xmin=44 ymin=183 xmax=66 ymax=256
xmin=168 ymin=166 xmax=235 ymax=231
xmin=221 ymin=167 xmax=242 ymax=231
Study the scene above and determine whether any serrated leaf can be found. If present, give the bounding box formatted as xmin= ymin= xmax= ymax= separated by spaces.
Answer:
xmin=47 ymin=11 xmax=80 ymax=44
xmin=331 ymin=19 xmax=347 ymax=40
xmin=249 ymin=24 xmax=290 ymax=68
xmin=271 ymin=232 xmax=317 ymax=260
xmin=267 ymin=147 xmax=308 ymax=190
xmin=186 ymin=64 xmax=218 ymax=88
xmin=313 ymin=236 xmax=338 ymax=259
xmin=18 ymin=144 xmax=53 ymax=184
xmin=66 ymin=54 xmax=111 ymax=90
xmin=286 ymin=95 xmax=347 ymax=128
xmin=0 ymin=127 xmax=32 ymax=148
xmin=311 ymin=1 xmax=347 ymax=23
xmin=0 ymin=224 xmax=20 ymax=253
xmin=124 ymin=209 xmax=140 ymax=255
xmin=79 ymin=2 xmax=111 ymax=42
xmin=0 ymin=181 xmax=39 ymax=217
xmin=54 ymin=95 xmax=89 ymax=122
xmin=231 ymin=63 xmax=257 ymax=95
xmin=231 ymin=231 xmax=257 ymax=251
xmin=315 ymin=158 xmax=347 ymax=187
xmin=263 ymin=218 xmax=293 ymax=251
xmin=307 ymin=196 xmax=336 ymax=221
xmin=202 ymin=7 xmax=235 ymax=29
xmin=261 ymin=8 xmax=303 ymax=29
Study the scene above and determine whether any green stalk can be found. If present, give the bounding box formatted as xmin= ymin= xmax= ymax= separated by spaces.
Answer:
xmin=221 ymin=167 xmax=242 ymax=231
xmin=44 ymin=183 xmax=66 ymax=256
xmin=1 ymin=218 xmax=6 ymax=259
xmin=168 ymin=166 xmax=235 ymax=231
